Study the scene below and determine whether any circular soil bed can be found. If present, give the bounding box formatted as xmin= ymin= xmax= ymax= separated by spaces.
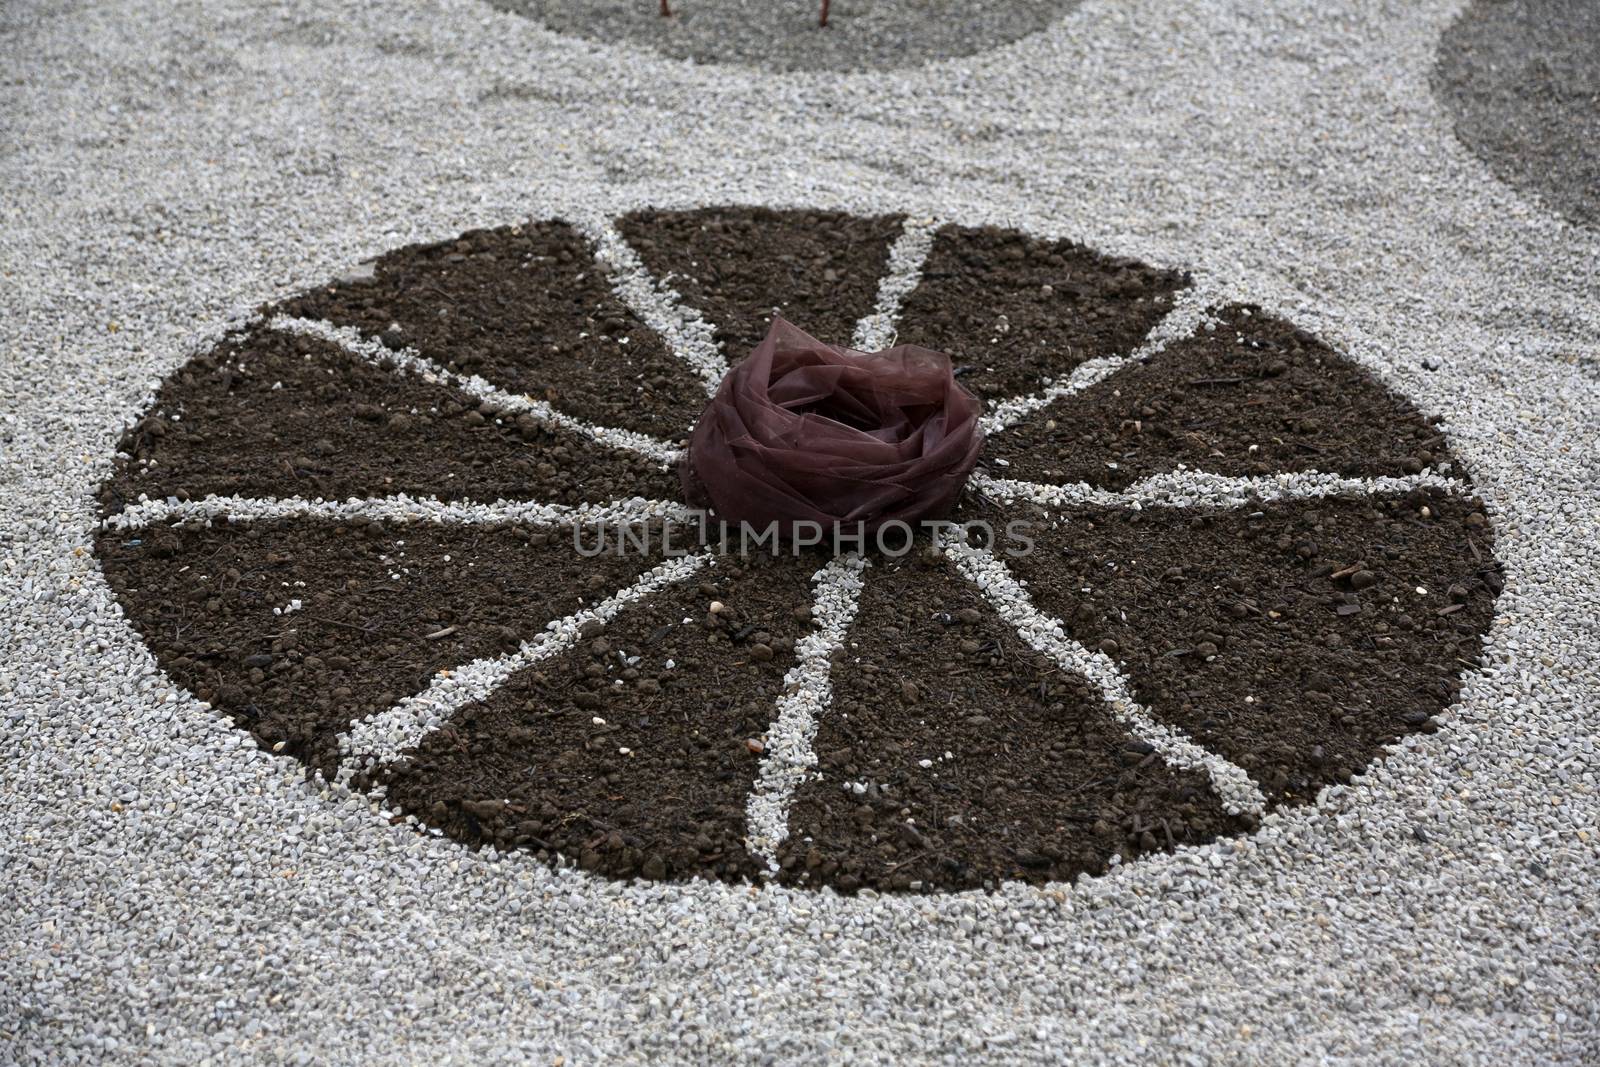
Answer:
xmin=1434 ymin=0 xmax=1600 ymax=228
xmin=96 ymin=206 xmax=1501 ymax=893
xmin=490 ymin=0 xmax=1081 ymax=72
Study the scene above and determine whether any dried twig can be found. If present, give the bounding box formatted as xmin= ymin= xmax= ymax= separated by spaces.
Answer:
xmin=659 ymin=0 xmax=670 ymax=16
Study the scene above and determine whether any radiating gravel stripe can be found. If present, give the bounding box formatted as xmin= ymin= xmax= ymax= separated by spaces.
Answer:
xmin=270 ymin=316 xmax=685 ymax=465
xmin=337 ymin=552 xmax=714 ymax=781
xmin=971 ymin=468 xmax=1469 ymax=511
xmin=979 ymin=281 xmax=1224 ymax=434
xmin=101 ymin=492 xmax=697 ymax=532
xmin=577 ymin=214 xmax=730 ymax=394
xmin=940 ymin=537 xmax=1269 ymax=815
xmin=852 ymin=216 xmax=941 ymax=352
xmin=744 ymin=554 xmax=869 ymax=870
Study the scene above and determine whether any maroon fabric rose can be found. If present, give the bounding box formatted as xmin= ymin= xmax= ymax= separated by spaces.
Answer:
xmin=681 ymin=318 xmax=984 ymax=536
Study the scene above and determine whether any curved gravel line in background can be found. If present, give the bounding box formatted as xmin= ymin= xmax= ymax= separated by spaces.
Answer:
xmin=1433 ymin=0 xmax=1600 ymax=228
xmin=487 ymin=0 xmax=1082 ymax=71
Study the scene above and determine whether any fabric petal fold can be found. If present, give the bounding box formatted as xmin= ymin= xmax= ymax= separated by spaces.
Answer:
xmin=682 ymin=318 xmax=983 ymax=535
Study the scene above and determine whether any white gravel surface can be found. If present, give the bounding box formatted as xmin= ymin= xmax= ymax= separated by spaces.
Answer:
xmin=2 ymin=0 xmax=1598 ymax=1063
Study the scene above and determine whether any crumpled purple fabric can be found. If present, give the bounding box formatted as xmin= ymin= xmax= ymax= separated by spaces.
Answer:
xmin=681 ymin=318 xmax=983 ymax=536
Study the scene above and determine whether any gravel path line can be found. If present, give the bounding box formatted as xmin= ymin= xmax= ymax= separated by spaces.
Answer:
xmin=101 ymin=492 xmax=697 ymax=532
xmin=941 ymin=536 xmax=1270 ymax=816
xmin=271 ymin=316 xmax=685 ymax=464
xmin=338 ymin=552 xmax=715 ymax=779
xmin=852 ymin=215 xmax=941 ymax=352
xmin=980 ymin=282 xmax=1223 ymax=433
xmin=972 ymin=469 xmax=1471 ymax=511
xmin=580 ymin=214 xmax=731 ymax=394
xmin=745 ymin=553 xmax=869 ymax=869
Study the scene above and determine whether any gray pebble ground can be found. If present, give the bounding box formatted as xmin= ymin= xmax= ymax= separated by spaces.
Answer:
xmin=3 ymin=0 xmax=1599 ymax=1063
xmin=1434 ymin=0 xmax=1600 ymax=228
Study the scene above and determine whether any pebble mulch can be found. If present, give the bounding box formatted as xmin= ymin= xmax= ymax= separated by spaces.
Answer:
xmin=2 ymin=0 xmax=1597 ymax=1061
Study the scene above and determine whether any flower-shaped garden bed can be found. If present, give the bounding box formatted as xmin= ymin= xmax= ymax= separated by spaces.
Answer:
xmin=96 ymin=207 xmax=1501 ymax=893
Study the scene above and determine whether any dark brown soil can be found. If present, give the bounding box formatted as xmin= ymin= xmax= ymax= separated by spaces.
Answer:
xmin=616 ymin=207 xmax=904 ymax=358
xmin=489 ymin=0 xmax=1082 ymax=74
xmin=994 ymin=487 xmax=1500 ymax=806
xmin=776 ymin=558 xmax=1243 ymax=893
xmin=280 ymin=221 xmax=707 ymax=438
xmin=95 ymin=518 xmax=651 ymax=774
xmin=986 ymin=305 xmax=1449 ymax=488
xmin=99 ymin=327 xmax=680 ymax=517
xmin=1434 ymin=0 xmax=1600 ymax=229
xmin=92 ymin=208 xmax=1500 ymax=894
xmin=894 ymin=224 xmax=1189 ymax=400
xmin=375 ymin=552 xmax=817 ymax=883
